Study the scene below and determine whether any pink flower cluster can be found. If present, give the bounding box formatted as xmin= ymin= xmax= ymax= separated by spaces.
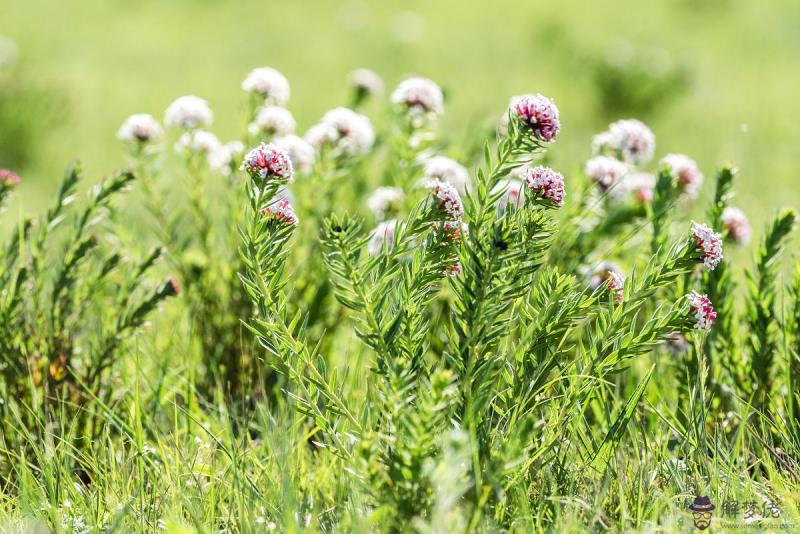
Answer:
xmin=242 ymin=143 xmax=294 ymax=182
xmin=0 ymin=168 xmax=21 ymax=186
xmin=511 ymin=94 xmax=561 ymax=142
xmin=661 ymin=154 xmax=703 ymax=199
xmin=686 ymin=291 xmax=716 ymax=331
xmin=721 ymin=206 xmax=751 ymax=245
xmin=391 ymin=76 xmax=444 ymax=117
xmin=522 ymin=166 xmax=566 ymax=207
xmin=427 ymin=179 xmax=464 ymax=220
xmin=261 ymin=198 xmax=298 ymax=226
xmin=692 ymin=222 xmax=723 ymax=270
xmin=593 ymin=119 xmax=655 ymax=166
xmin=584 ymin=156 xmax=628 ymax=191
xmin=588 ymin=262 xmax=625 ymax=303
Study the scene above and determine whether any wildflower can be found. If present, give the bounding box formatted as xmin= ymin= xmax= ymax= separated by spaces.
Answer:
xmin=510 ymin=94 xmax=561 ymax=142
xmin=241 ymin=143 xmax=294 ymax=182
xmin=437 ymin=220 xmax=467 ymax=243
xmin=593 ymin=119 xmax=655 ymax=166
xmin=211 ymin=140 xmax=245 ymax=176
xmin=445 ymin=260 xmax=463 ymax=277
xmin=587 ymin=262 xmax=625 ymax=302
xmin=164 ymin=95 xmax=213 ymax=129
xmin=241 ymin=67 xmax=290 ymax=106
xmin=391 ymin=76 xmax=444 ymax=117
xmin=273 ymin=135 xmax=315 ymax=175
xmin=664 ymin=332 xmax=690 ymax=355
xmin=261 ymin=197 xmax=298 ymax=226
xmin=305 ymin=107 xmax=375 ymax=156
xmin=691 ymin=222 xmax=723 ymax=270
xmin=427 ymin=179 xmax=464 ymax=220
xmin=166 ymin=277 xmax=181 ymax=296
xmin=584 ymin=155 xmax=629 ymax=191
xmin=494 ymin=177 xmax=525 ymax=212
xmin=609 ymin=172 xmax=656 ymax=204
xmin=0 ymin=168 xmax=21 ymax=186
xmin=350 ymin=68 xmax=384 ymax=97
xmin=661 ymin=153 xmax=703 ymax=199
xmin=521 ymin=166 xmax=566 ymax=207
xmin=721 ymin=206 xmax=752 ymax=245
xmin=367 ymin=219 xmax=397 ymax=255
xmin=249 ymin=106 xmax=296 ymax=137
xmin=175 ymin=130 xmax=222 ymax=160
xmin=421 ymin=156 xmax=470 ymax=195
xmin=117 ymin=113 xmax=163 ymax=143
xmin=367 ymin=187 xmax=404 ymax=220
xmin=686 ymin=291 xmax=716 ymax=331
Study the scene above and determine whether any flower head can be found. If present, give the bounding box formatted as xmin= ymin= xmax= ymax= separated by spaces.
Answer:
xmin=241 ymin=143 xmax=294 ymax=182
xmin=445 ymin=260 xmax=463 ymax=277
xmin=367 ymin=219 xmax=397 ymax=255
xmin=426 ymin=179 xmax=464 ymax=220
xmin=249 ymin=106 xmax=296 ymax=137
xmin=211 ymin=140 xmax=245 ymax=176
xmin=367 ymin=187 xmax=404 ymax=220
xmin=305 ymin=107 xmax=374 ymax=157
xmin=721 ymin=206 xmax=752 ymax=245
xmin=421 ymin=156 xmax=470 ymax=195
xmin=686 ymin=291 xmax=716 ymax=331
xmin=241 ymin=67 xmax=290 ymax=106
xmin=0 ymin=168 xmax=21 ymax=186
xmin=391 ymin=76 xmax=444 ymax=117
xmin=175 ymin=130 xmax=222 ymax=160
xmin=493 ymin=177 xmax=525 ymax=212
xmin=164 ymin=96 xmax=213 ymax=129
xmin=593 ymin=119 xmax=655 ymax=166
xmin=272 ymin=135 xmax=315 ymax=176
xmin=584 ymin=156 xmax=629 ymax=191
xmin=436 ymin=220 xmax=467 ymax=243
xmin=522 ymin=166 xmax=566 ymax=207
xmin=664 ymin=332 xmax=690 ymax=355
xmin=261 ymin=197 xmax=298 ymax=226
xmin=661 ymin=153 xmax=703 ymax=199
xmin=609 ymin=171 xmax=656 ymax=204
xmin=691 ymin=222 xmax=723 ymax=270
xmin=510 ymin=94 xmax=561 ymax=142
xmin=117 ymin=114 xmax=163 ymax=143
xmin=350 ymin=68 xmax=384 ymax=97
xmin=587 ymin=262 xmax=625 ymax=302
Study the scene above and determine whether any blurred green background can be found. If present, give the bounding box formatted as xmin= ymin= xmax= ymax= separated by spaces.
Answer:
xmin=2 ymin=0 xmax=799 ymax=229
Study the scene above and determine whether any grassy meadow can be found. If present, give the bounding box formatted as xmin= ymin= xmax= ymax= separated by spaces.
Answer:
xmin=1 ymin=1 xmax=800 ymax=533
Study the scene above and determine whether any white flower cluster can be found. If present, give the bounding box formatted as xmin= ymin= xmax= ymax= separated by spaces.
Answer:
xmin=249 ymin=106 xmax=296 ymax=138
xmin=584 ymin=155 xmax=628 ymax=190
xmin=421 ymin=156 xmax=470 ymax=195
xmin=660 ymin=153 xmax=704 ymax=199
xmin=305 ymin=107 xmax=375 ymax=157
xmin=367 ymin=186 xmax=404 ymax=220
xmin=721 ymin=206 xmax=751 ymax=245
xmin=391 ymin=76 xmax=444 ymax=118
xmin=350 ymin=68 xmax=384 ymax=96
xmin=692 ymin=222 xmax=723 ymax=270
xmin=273 ymin=135 xmax=316 ymax=176
xmin=164 ymin=95 xmax=213 ymax=130
xmin=117 ymin=113 xmax=163 ymax=143
xmin=242 ymin=67 xmax=290 ymax=106
xmin=367 ymin=219 xmax=398 ymax=256
xmin=593 ymin=119 xmax=656 ymax=166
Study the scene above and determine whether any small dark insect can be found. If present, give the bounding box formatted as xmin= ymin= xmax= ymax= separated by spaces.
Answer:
xmin=333 ymin=226 xmax=343 ymax=233
xmin=494 ymin=239 xmax=508 ymax=251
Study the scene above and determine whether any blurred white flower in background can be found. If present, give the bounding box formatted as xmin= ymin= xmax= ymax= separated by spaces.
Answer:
xmin=249 ymin=106 xmax=296 ymax=137
xmin=241 ymin=67 xmax=290 ymax=106
xmin=164 ymin=96 xmax=213 ymax=130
